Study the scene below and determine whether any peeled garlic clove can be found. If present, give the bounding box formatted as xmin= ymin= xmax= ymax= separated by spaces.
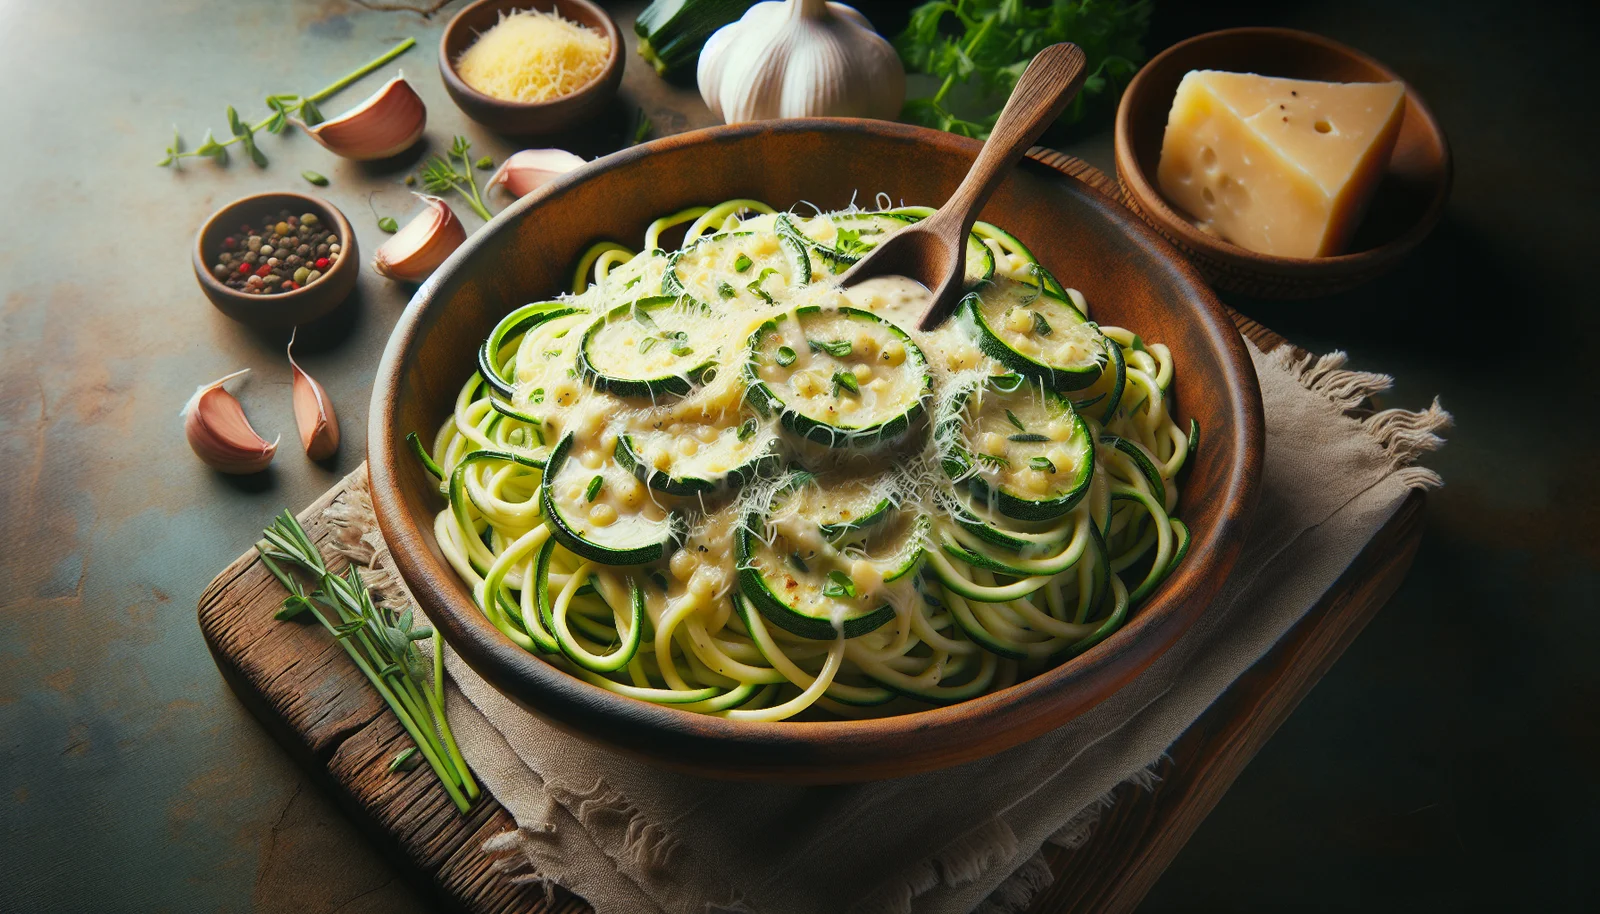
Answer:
xmin=372 ymin=194 xmax=466 ymax=283
xmin=300 ymin=74 xmax=427 ymax=161
xmin=288 ymin=331 xmax=340 ymax=460
xmin=487 ymin=148 xmax=586 ymax=199
xmin=182 ymin=369 xmax=278 ymax=474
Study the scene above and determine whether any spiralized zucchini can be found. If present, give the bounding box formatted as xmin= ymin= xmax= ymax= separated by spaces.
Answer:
xmin=421 ymin=200 xmax=1194 ymax=721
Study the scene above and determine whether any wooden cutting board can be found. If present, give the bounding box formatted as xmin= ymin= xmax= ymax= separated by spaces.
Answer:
xmin=197 ymin=153 xmax=1426 ymax=914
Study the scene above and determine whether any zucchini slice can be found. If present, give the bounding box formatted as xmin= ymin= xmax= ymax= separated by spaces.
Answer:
xmin=970 ymin=221 xmax=1069 ymax=296
xmin=744 ymin=306 xmax=931 ymax=449
xmin=785 ymin=211 xmax=996 ymax=288
xmin=941 ymin=374 xmax=1095 ymax=521
xmin=940 ymin=487 xmax=1075 ymax=555
xmin=613 ymin=416 xmax=779 ymax=496
xmin=961 ymin=277 xmax=1106 ymax=392
xmin=734 ymin=472 xmax=913 ymax=640
xmin=663 ymin=228 xmax=810 ymax=308
xmin=540 ymin=433 xmax=684 ymax=566
xmin=478 ymin=301 xmax=587 ymax=399
xmin=576 ymin=295 xmax=717 ymax=398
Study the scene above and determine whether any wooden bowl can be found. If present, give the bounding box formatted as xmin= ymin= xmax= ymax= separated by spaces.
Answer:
xmin=193 ymin=192 xmax=358 ymax=330
xmin=439 ymin=0 xmax=623 ymax=136
xmin=369 ymin=120 xmax=1264 ymax=783
xmin=1115 ymin=27 xmax=1453 ymax=299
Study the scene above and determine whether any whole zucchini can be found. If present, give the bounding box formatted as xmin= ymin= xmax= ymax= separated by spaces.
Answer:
xmin=634 ymin=0 xmax=753 ymax=76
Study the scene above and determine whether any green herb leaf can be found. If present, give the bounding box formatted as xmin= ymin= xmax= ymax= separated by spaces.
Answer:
xmin=529 ymin=388 xmax=545 ymax=404
xmin=834 ymin=227 xmax=877 ymax=258
xmin=302 ymin=170 xmax=330 ymax=186
xmin=226 ymin=105 xmax=247 ymax=137
xmin=299 ymin=97 xmax=324 ymax=126
xmin=275 ymin=594 xmax=314 ymax=621
xmin=895 ymin=0 xmax=1152 ymax=140
xmin=808 ymin=338 xmax=853 ymax=358
xmin=823 ymin=570 xmax=857 ymax=599
xmin=475 ymin=155 xmax=494 ymax=170
xmin=975 ymin=451 xmax=1010 ymax=468
xmin=775 ymin=345 xmax=797 ymax=367
xmin=1029 ymin=455 xmax=1057 ymax=473
xmin=717 ymin=281 xmax=737 ymax=299
xmin=639 ymin=336 xmax=658 ymax=354
xmin=832 ymin=370 xmax=860 ymax=396
xmin=378 ymin=215 xmax=398 ymax=232
xmin=1031 ymin=311 xmax=1053 ymax=337
xmin=737 ymin=417 xmax=759 ymax=441
xmin=1006 ymin=408 xmax=1026 ymax=432
xmin=1009 ymin=432 xmax=1049 ymax=443
xmin=733 ymin=253 xmax=753 ymax=273
xmin=585 ymin=475 xmax=604 ymax=502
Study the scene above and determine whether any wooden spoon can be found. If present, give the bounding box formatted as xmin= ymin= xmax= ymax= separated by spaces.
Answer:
xmin=838 ymin=43 xmax=1089 ymax=330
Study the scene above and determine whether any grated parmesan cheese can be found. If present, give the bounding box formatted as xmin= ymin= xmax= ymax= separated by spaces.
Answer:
xmin=456 ymin=8 xmax=610 ymax=104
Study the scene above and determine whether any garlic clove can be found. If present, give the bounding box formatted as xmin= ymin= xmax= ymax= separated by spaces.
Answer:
xmin=372 ymin=194 xmax=467 ymax=283
xmin=486 ymin=148 xmax=587 ymax=199
xmin=287 ymin=330 xmax=340 ymax=461
xmin=299 ymin=74 xmax=427 ymax=161
xmin=182 ymin=369 xmax=278 ymax=474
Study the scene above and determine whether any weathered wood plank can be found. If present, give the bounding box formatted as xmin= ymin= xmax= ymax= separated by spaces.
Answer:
xmin=196 ymin=155 xmax=1424 ymax=914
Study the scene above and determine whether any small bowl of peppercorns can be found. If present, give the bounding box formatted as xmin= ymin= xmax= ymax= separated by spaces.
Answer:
xmin=193 ymin=192 xmax=359 ymax=330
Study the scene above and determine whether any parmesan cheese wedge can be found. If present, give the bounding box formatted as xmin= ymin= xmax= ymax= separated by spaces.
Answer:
xmin=1156 ymin=70 xmax=1406 ymax=258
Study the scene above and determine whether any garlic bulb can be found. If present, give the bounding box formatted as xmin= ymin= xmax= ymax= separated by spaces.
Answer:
xmin=372 ymin=194 xmax=466 ymax=283
xmin=299 ymin=74 xmax=427 ymax=161
xmin=487 ymin=149 xmax=586 ymax=200
xmin=181 ymin=369 xmax=278 ymax=474
xmin=287 ymin=330 xmax=340 ymax=461
xmin=698 ymin=0 xmax=904 ymax=124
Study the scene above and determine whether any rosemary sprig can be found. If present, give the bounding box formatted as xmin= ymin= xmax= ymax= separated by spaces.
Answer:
xmin=255 ymin=510 xmax=478 ymax=813
xmin=419 ymin=136 xmax=494 ymax=221
xmin=159 ymin=38 xmax=415 ymax=168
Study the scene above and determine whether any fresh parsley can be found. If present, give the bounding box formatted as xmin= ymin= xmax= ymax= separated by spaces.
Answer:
xmin=1006 ymin=408 xmax=1026 ymax=431
xmin=823 ymin=570 xmax=858 ymax=599
xmin=585 ymin=475 xmax=604 ymax=502
xmin=895 ymin=1 xmax=1151 ymax=140
xmin=733 ymin=253 xmax=754 ymax=273
xmin=775 ymin=345 xmax=798 ymax=367
xmin=808 ymin=338 xmax=853 ymax=358
xmin=718 ymin=281 xmax=737 ymax=299
xmin=1029 ymin=455 xmax=1057 ymax=473
xmin=832 ymin=370 xmax=861 ymax=396
xmin=1032 ymin=311 xmax=1054 ymax=337
xmin=418 ymin=135 xmax=493 ymax=221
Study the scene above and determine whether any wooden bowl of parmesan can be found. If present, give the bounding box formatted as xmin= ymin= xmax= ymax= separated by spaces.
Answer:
xmin=440 ymin=0 xmax=623 ymax=136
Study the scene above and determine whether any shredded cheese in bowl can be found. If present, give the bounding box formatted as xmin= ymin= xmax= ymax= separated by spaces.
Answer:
xmin=456 ymin=8 xmax=610 ymax=104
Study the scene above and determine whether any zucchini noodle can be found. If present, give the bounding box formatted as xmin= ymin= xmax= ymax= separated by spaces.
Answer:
xmin=417 ymin=201 xmax=1195 ymax=721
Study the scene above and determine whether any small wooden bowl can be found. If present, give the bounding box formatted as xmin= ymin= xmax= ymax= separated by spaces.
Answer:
xmin=193 ymin=192 xmax=358 ymax=330
xmin=1114 ymin=27 xmax=1453 ymax=299
xmin=368 ymin=119 xmax=1264 ymax=784
xmin=439 ymin=0 xmax=623 ymax=136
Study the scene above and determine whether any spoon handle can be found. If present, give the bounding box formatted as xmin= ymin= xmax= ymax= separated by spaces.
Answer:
xmin=927 ymin=43 xmax=1089 ymax=240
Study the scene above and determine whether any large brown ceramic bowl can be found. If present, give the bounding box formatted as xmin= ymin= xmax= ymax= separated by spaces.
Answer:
xmin=370 ymin=120 xmax=1263 ymax=783
xmin=1115 ymin=27 xmax=1453 ymax=299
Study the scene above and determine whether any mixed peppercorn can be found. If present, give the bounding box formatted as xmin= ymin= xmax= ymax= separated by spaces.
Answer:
xmin=211 ymin=209 xmax=341 ymax=294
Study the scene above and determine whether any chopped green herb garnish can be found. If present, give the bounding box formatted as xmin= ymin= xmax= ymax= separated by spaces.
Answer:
xmin=529 ymin=388 xmax=545 ymax=404
xmin=668 ymin=330 xmax=692 ymax=356
xmin=718 ymin=281 xmax=737 ymax=299
xmin=789 ymin=552 xmax=811 ymax=574
xmin=1006 ymin=409 xmax=1026 ymax=432
xmin=624 ymin=275 xmax=642 ymax=289
xmin=808 ymin=338 xmax=853 ymax=358
xmin=585 ymin=475 xmax=604 ymax=502
xmin=775 ymin=345 xmax=798 ymax=366
xmin=633 ymin=306 xmax=658 ymax=327
xmin=823 ymin=570 xmax=858 ymax=599
xmin=1029 ymin=456 xmax=1057 ymax=473
xmin=1008 ymin=432 xmax=1049 ymax=443
xmin=542 ymin=349 xmax=563 ymax=359
xmin=733 ymin=253 xmax=753 ymax=273
xmin=737 ymin=417 xmax=759 ymax=441
xmin=834 ymin=227 xmax=877 ymax=258
xmin=832 ymin=370 xmax=860 ymax=396
xmin=1032 ymin=311 xmax=1054 ymax=337
xmin=639 ymin=336 xmax=658 ymax=354
xmin=975 ymin=451 xmax=1010 ymax=467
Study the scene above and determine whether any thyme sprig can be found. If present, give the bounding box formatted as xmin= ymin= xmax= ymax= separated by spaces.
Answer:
xmin=255 ymin=510 xmax=478 ymax=813
xmin=420 ymin=136 xmax=494 ymax=221
xmin=159 ymin=38 xmax=415 ymax=167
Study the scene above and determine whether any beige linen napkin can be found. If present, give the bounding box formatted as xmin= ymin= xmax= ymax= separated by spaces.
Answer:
xmin=331 ymin=338 xmax=1448 ymax=914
